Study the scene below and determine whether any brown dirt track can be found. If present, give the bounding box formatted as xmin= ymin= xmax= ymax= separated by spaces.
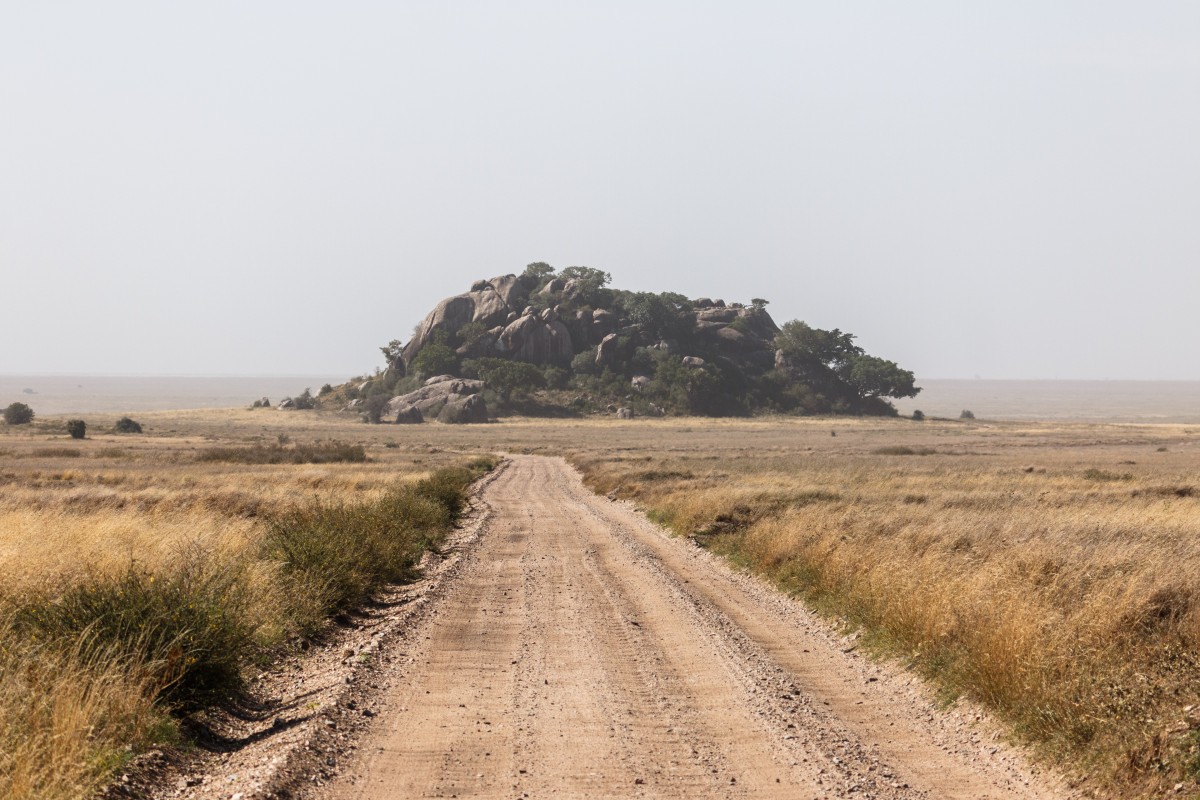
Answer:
xmin=325 ymin=455 xmax=1070 ymax=800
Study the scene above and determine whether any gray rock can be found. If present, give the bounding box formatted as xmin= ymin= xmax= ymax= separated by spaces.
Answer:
xmin=277 ymin=397 xmax=295 ymax=409
xmin=537 ymin=278 xmax=566 ymax=297
xmin=394 ymin=406 xmax=424 ymax=424
xmin=488 ymin=274 xmax=527 ymax=308
xmin=595 ymin=333 xmax=619 ymax=367
xmin=631 ymin=375 xmax=651 ymax=391
xmin=386 ymin=379 xmax=485 ymax=419
xmin=694 ymin=297 xmax=714 ymax=308
xmin=499 ymin=315 xmax=573 ymax=365
xmin=697 ymin=307 xmax=739 ymax=324
xmin=647 ymin=403 xmax=665 ymax=417
xmin=616 ymin=407 xmax=635 ymax=419
xmin=714 ymin=326 xmax=759 ymax=351
xmin=591 ymin=308 xmax=616 ymax=340
xmin=424 ymin=375 xmax=456 ymax=386
xmin=437 ymin=393 xmax=488 ymax=424
xmin=682 ymin=356 xmax=706 ymax=368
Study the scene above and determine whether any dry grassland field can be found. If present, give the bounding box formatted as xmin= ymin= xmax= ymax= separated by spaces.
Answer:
xmin=3 ymin=408 xmax=1200 ymax=798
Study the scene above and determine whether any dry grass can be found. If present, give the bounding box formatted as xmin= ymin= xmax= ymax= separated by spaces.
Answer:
xmin=567 ymin=417 xmax=1200 ymax=798
xmin=6 ymin=408 xmax=1200 ymax=797
xmin=0 ymin=409 xmax=496 ymax=799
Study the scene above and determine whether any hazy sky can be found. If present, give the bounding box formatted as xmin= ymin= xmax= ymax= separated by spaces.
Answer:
xmin=3 ymin=2 xmax=1198 ymax=379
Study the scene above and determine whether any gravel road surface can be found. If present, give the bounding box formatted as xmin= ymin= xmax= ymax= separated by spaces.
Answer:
xmin=324 ymin=455 xmax=1068 ymax=800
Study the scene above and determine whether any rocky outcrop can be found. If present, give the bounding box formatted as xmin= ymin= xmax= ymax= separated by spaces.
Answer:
xmin=436 ymin=394 xmax=488 ymax=424
xmin=496 ymin=311 xmax=573 ymax=366
xmin=401 ymin=276 xmax=531 ymax=369
xmin=394 ymin=272 xmax=784 ymax=405
xmin=386 ymin=377 xmax=486 ymax=423
xmin=394 ymin=406 xmax=423 ymax=424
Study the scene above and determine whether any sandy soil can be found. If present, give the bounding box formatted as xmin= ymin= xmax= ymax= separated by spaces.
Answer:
xmin=313 ymin=455 xmax=1072 ymax=800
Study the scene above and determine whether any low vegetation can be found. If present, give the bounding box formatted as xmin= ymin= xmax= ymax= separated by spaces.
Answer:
xmin=568 ymin=417 xmax=1200 ymax=799
xmin=0 ymin=414 xmax=496 ymax=800
xmin=196 ymin=440 xmax=367 ymax=464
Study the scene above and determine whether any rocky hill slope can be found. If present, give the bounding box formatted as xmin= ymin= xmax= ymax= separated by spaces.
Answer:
xmin=338 ymin=263 xmax=918 ymax=422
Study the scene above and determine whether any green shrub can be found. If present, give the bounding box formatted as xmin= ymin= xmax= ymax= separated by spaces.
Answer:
xmin=66 ymin=419 xmax=86 ymax=439
xmin=911 ymin=410 xmax=925 ymax=421
xmin=364 ymin=394 xmax=390 ymax=424
xmin=3 ymin=402 xmax=33 ymax=425
xmin=960 ymin=409 xmax=976 ymax=420
xmin=114 ymin=417 xmax=143 ymax=434
xmin=290 ymin=388 xmax=316 ymax=410
xmin=14 ymin=556 xmax=251 ymax=711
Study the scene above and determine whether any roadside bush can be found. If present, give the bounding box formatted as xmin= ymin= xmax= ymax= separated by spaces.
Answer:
xmin=960 ymin=409 xmax=976 ymax=419
xmin=114 ymin=417 xmax=143 ymax=434
xmin=262 ymin=463 xmax=488 ymax=626
xmin=66 ymin=420 xmax=86 ymax=439
xmin=911 ymin=410 xmax=925 ymax=421
xmin=14 ymin=555 xmax=251 ymax=711
xmin=3 ymin=402 xmax=34 ymax=425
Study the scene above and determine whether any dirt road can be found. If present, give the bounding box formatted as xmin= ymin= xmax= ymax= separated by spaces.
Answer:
xmin=327 ymin=455 xmax=1065 ymax=799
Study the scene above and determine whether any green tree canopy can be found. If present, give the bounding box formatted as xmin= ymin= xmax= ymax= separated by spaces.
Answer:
xmin=522 ymin=262 xmax=555 ymax=283
xmin=3 ymin=402 xmax=34 ymax=425
xmin=470 ymin=358 xmax=545 ymax=403
xmin=844 ymin=355 xmax=920 ymax=400
xmin=410 ymin=330 xmax=459 ymax=378
xmin=774 ymin=321 xmax=862 ymax=370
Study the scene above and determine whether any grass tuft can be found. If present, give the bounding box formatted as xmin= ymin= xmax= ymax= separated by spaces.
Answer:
xmin=197 ymin=441 xmax=367 ymax=465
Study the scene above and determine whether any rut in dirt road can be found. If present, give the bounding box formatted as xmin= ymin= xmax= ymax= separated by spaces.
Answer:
xmin=328 ymin=455 xmax=1067 ymax=800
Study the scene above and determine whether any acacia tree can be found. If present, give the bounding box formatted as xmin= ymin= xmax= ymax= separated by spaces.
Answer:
xmin=3 ymin=402 xmax=33 ymax=425
xmin=774 ymin=320 xmax=919 ymax=408
xmin=844 ymin=355 xmax=919 ymax=401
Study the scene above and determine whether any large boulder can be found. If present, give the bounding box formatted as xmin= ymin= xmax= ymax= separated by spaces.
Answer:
xmin=489 ymin=274 xmax=527 ymax=307
xmin=386 ymin=378 xmax=485 ymax=419
xmin=595 ymin=333 xmax=619 ymax=367
xmin=497 ymin=315 xmax=573 ymax=365
xmin=394 ymin=406 xmax=424 ymax=424
xmin=401 ymin=275 xmax=528 ymax=369
xmin=437 ymin=394 xmax=489 ymax=424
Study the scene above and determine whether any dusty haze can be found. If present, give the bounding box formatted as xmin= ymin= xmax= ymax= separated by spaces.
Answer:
xmin=2 ymin=3 xmax=1198 ymax=380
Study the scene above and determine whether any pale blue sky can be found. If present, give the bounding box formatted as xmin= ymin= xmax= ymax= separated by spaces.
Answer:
xmin=2 ymin=2 xmax=1197 ymax=379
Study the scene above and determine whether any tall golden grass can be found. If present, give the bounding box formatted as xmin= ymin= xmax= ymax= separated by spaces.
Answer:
xmin=572 ymin=419 xmax=1200 ymax=798
xmin=0 ymin=412 xmax=495 ymax=799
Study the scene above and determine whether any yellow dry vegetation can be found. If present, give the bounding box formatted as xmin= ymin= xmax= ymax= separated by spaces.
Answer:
xmin=0 ymin=409 xmax=491 ymax=800
xmin=570 ymin=416 xmax=1200 ymax=798
xmin=4 ymin=407 xmax=1200 ymax=798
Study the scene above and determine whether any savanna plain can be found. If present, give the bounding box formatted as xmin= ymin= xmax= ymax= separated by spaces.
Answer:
xmin=3 ymin=408 xmax=1200 ymax=799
